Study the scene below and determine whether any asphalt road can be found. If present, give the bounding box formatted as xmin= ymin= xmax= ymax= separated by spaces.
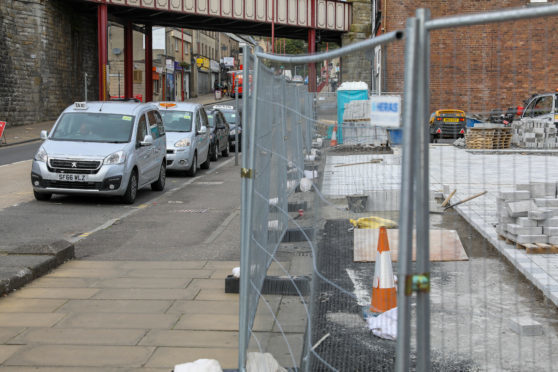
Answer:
xmin=0 ymin=154 xmax=241 ymax=261
xmin=0 ymin=141 xmax=41 ymax=166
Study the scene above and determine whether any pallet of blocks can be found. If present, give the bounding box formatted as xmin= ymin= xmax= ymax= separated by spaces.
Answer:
xmin=466 ymin=126 xmax=512 ymax=149
xmin=495 ymin=182 xmax=558 ymax=254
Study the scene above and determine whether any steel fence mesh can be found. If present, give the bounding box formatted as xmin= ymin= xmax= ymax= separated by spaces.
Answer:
xmin=239 ymin=4 xmax=558 ymax=372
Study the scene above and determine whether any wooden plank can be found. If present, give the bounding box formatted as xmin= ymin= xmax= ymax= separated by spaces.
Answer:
xmin=353 ymin=229 xmax=468 ymax=262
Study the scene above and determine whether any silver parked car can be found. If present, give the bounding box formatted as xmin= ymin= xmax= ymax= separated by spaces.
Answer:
xmin=155 ymin=102 xmax=211 ymax=177
xmin=31 ymin=101 xmax=167 ymax=204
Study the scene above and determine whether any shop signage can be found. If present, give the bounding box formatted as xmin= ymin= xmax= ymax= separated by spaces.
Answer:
xmin=166 ymin=59 xmax=174 ymax=72
xmin=210 ymin=60 xmax=220 ymax=72
xmin=223 ymin=57 xmax=235 ymax=67
xmin=196 ymin=57 xmax=210 ymax=71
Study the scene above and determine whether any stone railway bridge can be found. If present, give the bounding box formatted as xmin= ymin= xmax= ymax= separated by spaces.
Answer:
xmin=0 ymin=0 xmax=373 ymax=127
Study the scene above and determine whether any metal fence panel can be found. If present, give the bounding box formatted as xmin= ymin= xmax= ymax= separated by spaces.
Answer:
xmin=238 ymin=4 xmax=558 ymax=371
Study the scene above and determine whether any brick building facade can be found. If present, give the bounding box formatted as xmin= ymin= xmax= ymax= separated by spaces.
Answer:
xmin=0 ymin=0 xmax=98 ymax=127
xmin=380 ymin=0 xmax=558 ymax=115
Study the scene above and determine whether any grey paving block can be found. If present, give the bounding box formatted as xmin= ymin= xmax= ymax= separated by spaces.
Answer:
xmin=498 ymin=216 xmax=516 ymax=224
xmin=508 ymin=317 xmax=544 ymax=336
xmin=534 ymin=198 xmax=558 ymax=208
xmin=516 ymin=235 xmax=548 ymax=244
xmin=506 ymin=224 xmax=542 ymax=235
xmin=528 ymin=209 xmax=554 ymax=220
xmin=544 ymin=227 xmax=558 ymax=236
xmin=539 ymin=217 xmax=558 ymax=227
xmin=529 ymin=182 xmax=556 ymax=198
xmin=549 ymin=236 xmax=558 ymax=245
xmin=498 ymin=190 xmax=530 ymax=201
xmin=517 ymin=217 xmax=537 ymax=227
xmin=516 ymin=184 xmax=531 ymax=191
xmin=506 ymin=200 xmax=533 ymax=217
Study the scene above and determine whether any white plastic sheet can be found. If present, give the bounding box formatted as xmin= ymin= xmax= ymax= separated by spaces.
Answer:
xmin=366 ymin=307 xmax=398 ymax=340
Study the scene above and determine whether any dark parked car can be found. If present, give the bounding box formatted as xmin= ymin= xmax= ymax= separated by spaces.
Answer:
xmin=206 ymin=109 xmax=230 ymax=161
xmin=213 ymin=105 xmax=242 ymax=151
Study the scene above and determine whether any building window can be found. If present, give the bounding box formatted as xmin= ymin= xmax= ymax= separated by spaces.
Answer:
xmin=133 ymin=70 xmax=142 ymax=83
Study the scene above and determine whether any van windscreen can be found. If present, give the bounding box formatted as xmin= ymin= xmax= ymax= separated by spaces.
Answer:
xmin=50 ymin=113 xmax=135 ymax=143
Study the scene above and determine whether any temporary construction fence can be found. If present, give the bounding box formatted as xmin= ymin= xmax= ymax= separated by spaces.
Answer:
xmin=239 ymin=3 xmax=558 ymax=372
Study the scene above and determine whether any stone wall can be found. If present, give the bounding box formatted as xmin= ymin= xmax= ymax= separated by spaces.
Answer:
xmin=0 ymin=0 xmax=98 ymax=127
xmin=340 ymin=0 xmax=372 ymax=85
xmin=384 ymin=0 xmax=558 ymax=115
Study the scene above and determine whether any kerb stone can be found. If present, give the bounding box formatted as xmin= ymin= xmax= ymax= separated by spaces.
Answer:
xmin=508 ymin=317 xmax=544 ymax=336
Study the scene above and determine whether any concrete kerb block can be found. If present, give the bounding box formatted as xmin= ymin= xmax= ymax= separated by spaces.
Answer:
xmin=528 ymin=209 xmax=554 ymax=221
xmin=506 ymin=224 xmax=542 ymax=235
xmin=508 ymin=317 xmax=544 ymax=336
xmin=0 ymin=268 xmax=33 ymax=295
xmin=517 ymin=217 xmax=537 ymax=227
xmin=544 ymin=226 xmax=558 ymax=236
xmin=538 ymin=217 xmax=558 ymax=227
xmin=549 ymin=236 xmax=558 ymax=245
xmin=498 ymin=190 xmax=530 ymax=201
xmin=516 ymin=235 xmax=548 ymax=244
xmin=506 ymin=200 xmax=534 ymax=217
xmin=529 ymin=182 xmax=556 ymax=198
xmin=534 ymin=198 xmax=558 ymax=208
xmin=0 ymin=240 xmax=75 ymax=296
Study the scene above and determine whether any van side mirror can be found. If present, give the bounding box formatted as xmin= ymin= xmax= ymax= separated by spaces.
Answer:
xmin=40 ymin=130 xmax=48 ymax=140
xmin=198 ymin=126 xmax=207 ymax=135
xmin=140 ymin=135 xmax=154 ymax=146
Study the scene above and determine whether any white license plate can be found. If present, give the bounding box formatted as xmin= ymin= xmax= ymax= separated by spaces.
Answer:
xmin=58 ymin=174 xmax=88 ymax=182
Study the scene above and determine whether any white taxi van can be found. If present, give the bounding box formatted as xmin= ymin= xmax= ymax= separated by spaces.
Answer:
xmin=31 ymin=101 xmax=167 ymax=204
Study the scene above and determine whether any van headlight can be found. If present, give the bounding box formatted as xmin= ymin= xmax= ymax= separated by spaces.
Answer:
xmin=34 ymin=147 xmax=48 ymax=163
xmin=174 ymin=138 xmax=191 ymax=147
xmin=104 ymin=151 xmax=126 ymax=165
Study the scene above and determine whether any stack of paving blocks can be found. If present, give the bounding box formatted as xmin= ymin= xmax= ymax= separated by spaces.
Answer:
xmin=496 ymin=182 xmax=558 ymax=250
xmin=511 ymin=118 xmax=558 ymax=149
xmin=342 ymin=100 xmax=388 ymax=146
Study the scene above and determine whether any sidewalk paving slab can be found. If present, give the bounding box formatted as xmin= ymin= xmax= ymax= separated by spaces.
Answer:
xmin=91 ymin=287 xmax=199 ymax=300
xmin=56 ymin=299 xmax=172 ymax=313
xmin=0 ymin=298 xmax=66 ymax=313
xmin=3 ymin=345 xmax=155 ymax=368
xmin=9 ymin=328 xmax=147 ymax=346
xmin=55 ymin=312 xmax=179 ymax=329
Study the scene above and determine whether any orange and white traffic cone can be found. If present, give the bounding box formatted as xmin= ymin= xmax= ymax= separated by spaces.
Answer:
xmin=370 ymin=226 xmax=397 ymax=313
xmin=330 ymin=124 xmax=338 ymax=146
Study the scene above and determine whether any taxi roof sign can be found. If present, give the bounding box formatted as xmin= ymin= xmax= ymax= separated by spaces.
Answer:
xmin=159 ymin=102 xmax=177 ymax=108
xmin=74 ymin=102 xmax=88 ymax=110
xmin=213 ymin=105 xmax=234 ymax=110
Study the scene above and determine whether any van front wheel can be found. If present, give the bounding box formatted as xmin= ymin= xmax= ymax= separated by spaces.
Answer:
xmin=122 ymin=171 xmax=138 ymax=204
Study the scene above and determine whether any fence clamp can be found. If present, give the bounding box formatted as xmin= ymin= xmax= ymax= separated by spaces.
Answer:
xmin=404 ymin=273 xmax=430 ymax=296
xmin=241 ymin=168 xmax=254 ymax=179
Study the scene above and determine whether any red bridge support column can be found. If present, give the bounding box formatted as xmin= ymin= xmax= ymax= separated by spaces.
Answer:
xmin=145 ymin=25 xmax=153 ymax=102
xmin=308 ymin=28 xmax=317 ymax=93
xmin=124 ymin=21 xmax=134 ymax=99
xmin=97 ymin=3 xmax=108 ymax=101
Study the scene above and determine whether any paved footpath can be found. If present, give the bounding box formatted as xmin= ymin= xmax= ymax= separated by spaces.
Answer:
xmin=0 ymin=259 xmax=293 ymax=370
